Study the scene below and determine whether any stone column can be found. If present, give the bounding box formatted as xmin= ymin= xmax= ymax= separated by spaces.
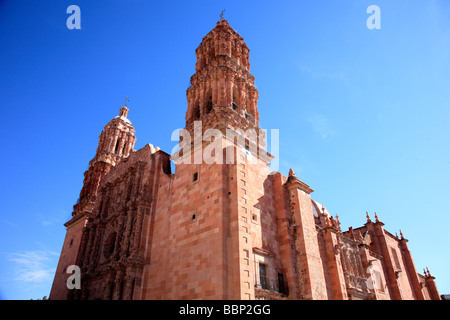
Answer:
xmin=273 ymin=177 xmax=300 ymax=299
xmin=112 ymin=271 xmax=124 ymax=300
xmin=88 ymin=226 xmax=103 ymax=268
xmin=321 ymin=222 xmax=348 ymax=300
xmin=117 ymin=135 xmax=126 ymax=156
xmin=358 ymin=242 xmax=378 ymax=300
xmin=399 ymin=234 xmax=425 ymax=300
xmin=77 ymin=225 xmax=90 ymax=266
xmin=369 ymin=219 xmax=402 ymax=299
xmin=121 ymin=210 xmax=134 ymax=255
xmin=285 ymin=170 xmax=327 ymax=300
xmin=131 ymin=208 xmax=144 ymax=254
xmin=122 ymin=267 xmax=136 ymax=300
xmin=424 ymin=269 xmax=441 ymax=300
xmin=122 ymin=135 xmax=131 ymax=157
xmin=82 ymin=225 xmax=95 ymax=267
xmin=103 ymin=272 xmax=115 ymax=300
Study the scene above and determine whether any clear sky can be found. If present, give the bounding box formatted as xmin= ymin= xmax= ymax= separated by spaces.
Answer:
xmin=0 ymin=0 xmax=449 ymax=300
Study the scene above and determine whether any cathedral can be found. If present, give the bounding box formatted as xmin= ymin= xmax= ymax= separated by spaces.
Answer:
xmin=49 ymin=19 xmax=440 ymax=300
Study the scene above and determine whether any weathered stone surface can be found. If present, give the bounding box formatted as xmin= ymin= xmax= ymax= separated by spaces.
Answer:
xmin=50 ymin=20 xmax=440 ymax=300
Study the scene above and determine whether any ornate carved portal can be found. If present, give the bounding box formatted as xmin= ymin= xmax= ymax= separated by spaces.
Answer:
xmin=339 ymin=236 xmax=371 ymax=300
xmin=70 ymin=161 xmax=150 ymax=300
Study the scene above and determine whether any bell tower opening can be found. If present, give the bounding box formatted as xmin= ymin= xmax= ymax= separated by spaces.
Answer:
xmin=184 ymin=18 xmax=260 ymax=138
xmin=206 ymin=95 xmax=213 ymax=114
xmin=194 ymin=105 xmax=200 ymax=120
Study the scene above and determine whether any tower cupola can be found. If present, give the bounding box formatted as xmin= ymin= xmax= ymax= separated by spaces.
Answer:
xmin=185 ymin=19 xmax=260 ymax=134
xmin=94 ymin=103 xmax=136 ymax=166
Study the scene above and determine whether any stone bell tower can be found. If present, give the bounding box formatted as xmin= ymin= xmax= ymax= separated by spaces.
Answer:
xmin=176 ymin=18 xmax=269 ymax=167
xmin=185 ymin=18 xmax=260 ymax=135
xmin=50 ymin=103 xmax=136 ymax=300
xmin=50 ymin=17 xmax=442 ymax=301
xmin=75 ymin=102 xmax=136 ymax=218
xmin=158 ymin=19 xmax=275 ymax=300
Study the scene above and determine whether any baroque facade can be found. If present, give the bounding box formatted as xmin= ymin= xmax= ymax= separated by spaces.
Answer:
xmin=50 ymin=19 xmax=440 ymax=300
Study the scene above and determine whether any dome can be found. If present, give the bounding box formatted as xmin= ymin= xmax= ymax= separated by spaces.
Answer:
xmin=311 ymin=199 xmax=332 ymax=218
xmin=114 ymin=115 xmax=132 ymax=126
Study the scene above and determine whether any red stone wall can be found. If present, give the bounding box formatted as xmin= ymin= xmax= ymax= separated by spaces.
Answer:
xmin=384 ymin=234 xmax=415 ymax=299
xmin=49 ymin=216 xmax=87 ymax=300
xmin=142 ymin=140 xmax=232 ymax=299
xmin=50 ymin=18 xmax=441 ymax=301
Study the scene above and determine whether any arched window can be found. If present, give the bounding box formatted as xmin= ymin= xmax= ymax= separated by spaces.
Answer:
xmin=114 ymin=138 xmax=120 ymax=153
xmin=194 ymin=106 xmax=200 ymax=120
xmin=103 ymin=232 xmax=117 ymax=259
xmin=206 ymin=96 xmax=213 ymax=113
xmin=210 ymin=45 xmax=215 ymax=60
xmin=232 ymin=96 xmax=239 ymax=111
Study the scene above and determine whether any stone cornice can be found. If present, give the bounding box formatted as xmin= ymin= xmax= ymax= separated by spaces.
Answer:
xmin=64 ymin=211 xmax=88 ymax=228
xmin=252 ymin=247 xmax=274 ymax=257
xmin=285 ymin=176 xmax=314 ymax=194
xmin=189 ymin=55 xmax=255 ymax=87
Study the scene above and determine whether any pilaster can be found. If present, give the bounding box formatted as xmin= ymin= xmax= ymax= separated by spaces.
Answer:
xmin=285 ymin=170 xmax=327 ymax=300
xmin=399 ymin=235 xmax=425 ymax=300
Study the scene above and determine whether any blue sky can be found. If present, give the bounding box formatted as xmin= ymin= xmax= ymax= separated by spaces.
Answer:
xmin=0 ymin=0 xmax=449 ymax=299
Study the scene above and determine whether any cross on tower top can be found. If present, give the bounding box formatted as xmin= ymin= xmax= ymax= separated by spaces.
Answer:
xmin=220 ymin=9 xmax=225 ymax=20
xmin=119 ymin=97 xmax=130 ymax=118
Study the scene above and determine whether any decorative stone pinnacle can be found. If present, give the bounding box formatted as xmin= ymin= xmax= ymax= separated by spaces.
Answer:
xmin=324 ymin=214 xmax=332 ymax=228
xmin=286 ymin=169 xmax=314 ymax=193
xmin=366 ymin=211 xmax=371 ymax=223
xmin=399 ymin=229 xmax=404 ymax=239
xmin=349 ymin=227 xmax=355 ymax=239
xmin=374 ymin=212 xmax=380 ymax=223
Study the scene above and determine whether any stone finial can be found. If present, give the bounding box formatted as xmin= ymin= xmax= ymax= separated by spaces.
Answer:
xmin=288 ymin=168 xmax=296 ymax=177
xmin=366 ymin=211 xmax=371 ymax=223
xmin=399 ymin=229 xmax=404 ymax=240
xmin=349 ymin=227 xmax=355 ymax=239
xmin=324 ymin=214 xmax=332 ymax=228
xmin=426 ymin=267 xmax=431 ymax=277
xmin=334 ymin=213 xmax=341 ymax=230
xmin=374 ymin=212 xmax=380 ymax=223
